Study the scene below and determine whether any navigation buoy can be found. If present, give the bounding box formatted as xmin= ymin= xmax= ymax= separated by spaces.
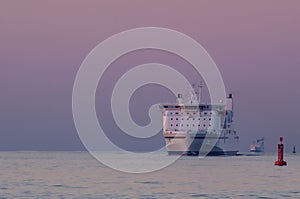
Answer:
xmin=274 ymin=137 xmax=287 ymax=166
xmin=292 ymin=145 xmax=296 ymax=154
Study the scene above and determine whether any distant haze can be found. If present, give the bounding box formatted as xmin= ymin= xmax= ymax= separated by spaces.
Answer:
xmin=1 ymin=1 xmax=300 ymax=152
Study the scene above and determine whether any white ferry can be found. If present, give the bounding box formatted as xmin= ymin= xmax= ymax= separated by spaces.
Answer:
xmin=160 ymin=91 xmax=239 ymax=156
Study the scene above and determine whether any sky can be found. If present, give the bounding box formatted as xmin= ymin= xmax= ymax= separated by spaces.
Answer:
xmin=1 ymin=1 xmax=300 ymax=152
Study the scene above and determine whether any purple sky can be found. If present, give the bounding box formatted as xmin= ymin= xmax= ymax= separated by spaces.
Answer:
xmin=1 ymin=1 xmax=300 ymax=152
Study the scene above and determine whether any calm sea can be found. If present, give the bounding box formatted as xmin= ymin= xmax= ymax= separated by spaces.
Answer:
xmin=0 ymin=152 xmax=299 ymax=198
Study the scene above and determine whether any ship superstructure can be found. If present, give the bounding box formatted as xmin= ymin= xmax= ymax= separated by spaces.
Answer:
xmin=160 ymin=91 xmax=239 ymax=156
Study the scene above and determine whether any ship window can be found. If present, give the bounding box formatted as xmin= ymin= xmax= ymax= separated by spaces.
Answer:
xmin=209 ymin=118 xmax=211 ymax=121
xmin=193 ymin=118 xmax=195 ymax=120
xmin=176 ymin=118 xmax=178 ymax=120
xmin=170 ymin=112 xmax=173 ymax=114
xmin=203 ymin=124 xmax=206 ymax=127
xmin=182 ymin=118 xmax=184 ymax=120
xmin=198 ymin=118 xmax=200 ymax=120
xmin=204 ymin=118 xmax=206 ymax=121
xmin=175 ymin=112 xmax=179 ymax=115
xmin=187 ymin=118 xmax=189 ymax=120
xmin=187 ymin=124 xmax=189 ymax=127
xmin=176 ymin=124 xmax=178 ymax=127
xmin=171 ymin=118 xmax=173 ymax=120
xmin=198 ymin=124 xmax=200 ymax=126
xmin=171 ymin=124 xmax=173 ymax=127
xmin=193 ymin=124 xmax=195 ymax=126
xmin=204 ymin=112 xmax=207 ymax=115
xmin=181 ymin=124 xmax=183 ymax=126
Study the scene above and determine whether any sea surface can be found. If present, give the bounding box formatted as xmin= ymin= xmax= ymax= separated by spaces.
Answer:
xmin=0 ymin=152 xmax=300 ymax=199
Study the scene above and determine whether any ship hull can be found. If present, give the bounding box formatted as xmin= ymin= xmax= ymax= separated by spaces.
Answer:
xmin=250 ymin=148 xmax=264 ymax=153
xmin=167 ymin=150 xmax=238 ymax=156
xmin=164 ymin=133 xmax=239 ymax=156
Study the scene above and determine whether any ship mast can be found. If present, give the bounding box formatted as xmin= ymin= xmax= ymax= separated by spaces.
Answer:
xmin=198 ymin=81 xmax=203 ymax=104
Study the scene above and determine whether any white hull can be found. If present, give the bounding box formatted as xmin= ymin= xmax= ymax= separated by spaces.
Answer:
xmin=164 ymin=130 xmax=239 ymax=156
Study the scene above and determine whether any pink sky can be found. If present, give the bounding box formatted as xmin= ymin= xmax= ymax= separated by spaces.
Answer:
xmin=1 ymin=1 xmax=300 ymax=152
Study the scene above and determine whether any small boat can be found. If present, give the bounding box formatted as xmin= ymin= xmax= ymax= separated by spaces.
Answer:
xmin=250 ymin=138 xmax=264 ymax=153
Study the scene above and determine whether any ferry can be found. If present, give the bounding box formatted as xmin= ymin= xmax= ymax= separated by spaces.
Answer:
xmin=160 ymin=89 xmax=239 ymax=156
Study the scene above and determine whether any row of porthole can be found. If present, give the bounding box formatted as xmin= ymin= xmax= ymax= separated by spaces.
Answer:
xmin=169 ymin=112 xmax=211 ymax=115
xmin=170 ymin=124 xmax=210 ymax=127
xmin=170 ymin=118 xmax=211 ymax=121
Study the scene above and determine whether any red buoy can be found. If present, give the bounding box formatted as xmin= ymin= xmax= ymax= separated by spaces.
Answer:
xmin=274 ymin=136 xmax=287 ymax=166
